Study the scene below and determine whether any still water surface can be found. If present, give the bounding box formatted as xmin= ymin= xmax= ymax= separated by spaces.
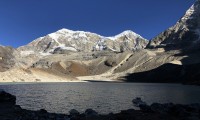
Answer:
xmin=0 ymin=83 xmax=200 ymax=114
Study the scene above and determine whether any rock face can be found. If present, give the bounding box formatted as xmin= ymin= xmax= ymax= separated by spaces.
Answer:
xmin=122 ymin=62 xmax=200 ymax=85
xmin=18 ymin=29 xmax=148 ymax=55
xmin=0 ymin=46 xmax=16 ymax=72
xmin=148 ymin=0 xmax=200 ymax=50
xmin=136 ymin=0 xmax=200 ymax=85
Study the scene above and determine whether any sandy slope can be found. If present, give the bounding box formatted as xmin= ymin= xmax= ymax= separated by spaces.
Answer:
xmin=0 ymin=68 xmax=81 ymax=82
xmin=0 ymin=49 xmax=189 ymax=83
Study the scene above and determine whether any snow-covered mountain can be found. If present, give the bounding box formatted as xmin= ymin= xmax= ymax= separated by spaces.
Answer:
xmin=18 ymin=29 xmax=148 ymax=56
xmin=148 ymin=0 xmax=200 ymax=50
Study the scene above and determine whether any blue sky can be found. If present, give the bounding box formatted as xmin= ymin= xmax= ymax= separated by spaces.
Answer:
xmin=0 ymin=0 xmax=195 ymax=48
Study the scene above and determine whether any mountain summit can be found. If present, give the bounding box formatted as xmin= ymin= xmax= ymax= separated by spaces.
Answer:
xmin=148 ymin=0 xmax=200 ymax=50
xmin=18 ymin=29 xmax=148 ymax=55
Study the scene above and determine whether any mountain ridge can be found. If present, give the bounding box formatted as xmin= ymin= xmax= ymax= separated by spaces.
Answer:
xmin=18 ymin=29 xmax=148 ymax=56
xmin=148 ymin=0 xmax=200 ymax=50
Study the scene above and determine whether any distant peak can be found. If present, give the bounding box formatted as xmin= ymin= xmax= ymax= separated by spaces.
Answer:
xmin=34 ymin=28 xmax=147 ymax=43
xmin=107 ymin=30 xmax=146 ymax=40
xmin=181 ymin=0 xmax=200 ymax=21
xmin=57 ymin=28 xmax=93 ymax=34
xmin=119 ymin=30 xmax=138 ymax=35
xmin=57 ymin=28 xmax=75 ymax=33
xmin=119 ymin=30 xmax=145 ymax=39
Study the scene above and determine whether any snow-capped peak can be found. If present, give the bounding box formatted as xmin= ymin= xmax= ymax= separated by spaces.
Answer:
xmin=48 ymin=28 xmax=103 ymax=41
xmin=181 ymin=5 xmax=195 ymax=20
xmin=20 ymin=28 xmax=148 ymax=55
xmin=57 ymin=28 xmax=75 ymax=34
xmin=42 ymin=28 xmax=146 ymax=42
xmin=118 ymin=30 xmax=144 ymax=38
xmin=181 ymin=0 xmax=200 ymax=21
xmin=107 ymin=30 xmax=146 ymax=40
xmin=57 ymin=28 xmax=92 ymax=34
xmin=48 ymin=33 xmax=60 ymax=41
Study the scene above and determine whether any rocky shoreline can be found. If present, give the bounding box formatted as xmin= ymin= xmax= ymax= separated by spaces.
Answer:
xmin=0 ymin=91 xmax=200 ymax=120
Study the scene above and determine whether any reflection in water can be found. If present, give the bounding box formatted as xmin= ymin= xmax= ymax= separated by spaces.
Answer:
xmin=0 ymin=83 xmax=200 ymax=114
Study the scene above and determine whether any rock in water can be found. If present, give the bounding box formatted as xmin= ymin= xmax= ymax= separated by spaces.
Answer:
xmin=69 ymin=109 xmax=80 ymax=116
xmin=132 ymin=97 xmax=147 ymax=107
xmin=85 ymin=109 xmax=98 ymax=116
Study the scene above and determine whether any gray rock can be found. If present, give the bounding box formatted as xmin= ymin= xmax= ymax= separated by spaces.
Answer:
xmin=14 ymin=105 xmax=22 ymax=113
xmin=150 ymin=103 xmax=174 ymax=114
xmin=0 ymin=46 xmax=16 ymax=72
xmin=132 ymin=97 xmax=146 ymax=107
xmin=0 ymin=91 xmax=16 ymax=105
xmin=148 ymin=0 xmax=200 ymax=50
xmin=69 ymin=109 xmax=80 ymax=116
xmin=39 ymin=109 xmax=48 ymax=114
xmin=85 ymin=109 xmax=98 ymax=116
xmin=104 ymin=60 xmax=117 ymax=67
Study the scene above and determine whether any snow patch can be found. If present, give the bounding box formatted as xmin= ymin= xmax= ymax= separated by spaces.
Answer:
xmin=49 ymin=33 xmax=60 ymax=40
xmin=55 ymin=43 xmax=77 ymax=51
xmin=79 ymin=32 xmax=87 ymax=38
xmin=21 ymin=51 xmax=35 ymax=56
xmin=61 ymin=46 xmax=77 ymax=51
xmin=182 ymin=4 xmax=195 ymax=20
xmin=107 ymin=30 xmax=145 ymax=40
xmin=30 ymin=37 xmax=44 ymax=44
xmin=56 ymin=28 xmax=103 ymax=37
xmin=57 ymin=28 xmax=74 ymax=34
xmin=107 ymin=47 xmax=117 ymax=52
xmin=61 ymin=44 xmax=66 ymax=47
xmin=39 ymin=52 xmax=51 ymax=56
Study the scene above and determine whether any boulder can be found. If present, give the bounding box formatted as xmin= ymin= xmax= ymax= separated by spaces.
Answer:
xmin=132 ymin=97 xmax=146 ymax=107
xmin=14 ymin=105 xmax=22 ymax=113
xmin=69 ymin=109 xmax=80 ymax=116
xmin=168 ymin=104 xmax=191 ymax=117
xmin=85 ymin=109 xmax=98 ymax=116
xmin=0 ymin=90 xmax=16 ymax=105
xmin=39 ymin=109 xmax=48 ymax=114
xmin=104 ymin=60 xmax=117 ymax=67
xmin=150 ymin=103 xmax=174 ymax=114
xmin=139 ymin=104 xmax=152 ymax=112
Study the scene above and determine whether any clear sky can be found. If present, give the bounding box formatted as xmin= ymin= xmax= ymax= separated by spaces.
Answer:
xmin=0 ymin=0 xmax=196 ymax=48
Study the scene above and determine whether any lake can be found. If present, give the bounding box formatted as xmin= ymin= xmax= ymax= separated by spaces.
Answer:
xmin=0 ymin=83 xmax=200 ymax=114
